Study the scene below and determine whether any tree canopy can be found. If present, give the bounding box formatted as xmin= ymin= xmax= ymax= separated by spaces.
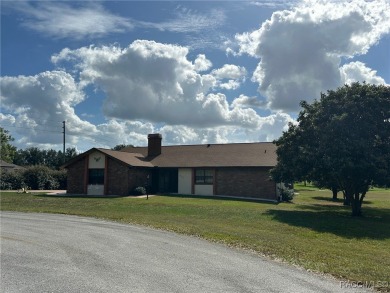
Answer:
xmin=14 ymin=147 xmax=78 ymax=169
xmin=112 ymin=144 xmax=134 ymax=151
xmin=0 ymin=127 xmax=17 ymax=163
xmin=271 ymin=83 xmax=390 ymax=216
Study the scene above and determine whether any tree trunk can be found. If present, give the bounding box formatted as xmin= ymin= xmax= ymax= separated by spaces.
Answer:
xmin=343 ymin=191 xmax=351 ymax=206
xmin=351 ymin=193 xmax=362 ymax=217
xmin=331 ymin=186 xmax=338 ymax=200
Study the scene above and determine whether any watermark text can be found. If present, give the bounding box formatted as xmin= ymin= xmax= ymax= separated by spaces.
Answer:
xmin=340 ymin=280 xmax=389 ymax=289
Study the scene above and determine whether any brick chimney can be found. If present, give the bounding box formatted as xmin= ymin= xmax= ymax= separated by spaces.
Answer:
xmin=148 ymin=133 xmax=162 ymax=157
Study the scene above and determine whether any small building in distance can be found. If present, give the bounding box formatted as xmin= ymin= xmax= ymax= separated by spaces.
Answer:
xmin=0 ymin=160 xmax=24 ymax=173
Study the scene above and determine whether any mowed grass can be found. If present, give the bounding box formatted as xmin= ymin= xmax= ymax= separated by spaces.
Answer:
xmin=1 ymin=185 xmax=389 ymax=291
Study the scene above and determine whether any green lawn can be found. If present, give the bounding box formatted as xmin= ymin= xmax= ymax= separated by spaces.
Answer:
xmin=1 ymin=185 xmax=389 ymax=291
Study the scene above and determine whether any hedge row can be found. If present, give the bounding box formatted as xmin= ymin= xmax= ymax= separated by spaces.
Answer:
xmin=0 ymin=166 xmax=67 ymax=190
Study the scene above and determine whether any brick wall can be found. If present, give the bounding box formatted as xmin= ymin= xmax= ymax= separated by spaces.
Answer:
xmin=128 ymin=168 xmax=151 ymax=194
xmin=106 ymin=158 xmax=152 ymax=196
xmin=66 ymin=158 xmax=86 ymax=194
xmin=106 ymin=158 xmax=129 ymax=196
xmin=215 ymin=167 xmax=277 ymax=200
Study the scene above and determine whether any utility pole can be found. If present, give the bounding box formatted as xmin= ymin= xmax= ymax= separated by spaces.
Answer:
xmin=62 ymin=121 xmax=66 ymax=163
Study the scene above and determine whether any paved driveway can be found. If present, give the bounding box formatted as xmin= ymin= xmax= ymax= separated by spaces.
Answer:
xmin=1 ymin=212 xmax=371 ymax=293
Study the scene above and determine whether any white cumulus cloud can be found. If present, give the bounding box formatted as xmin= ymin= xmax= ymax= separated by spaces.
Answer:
xmin=52 ymin=40 xmax=258 ymax=128
xmin=1 ymin=39 xmax=298 ymax=150
xmin=340 ymin=61 xmax=387 ymax=85
xmin=194 ymin=54 xmax=213 ymax=72
xmin=232 ymin=0 xmax=390 ymax=111
xmin=0 ymin=71 xmax=97 ymax=147
xmin=231 ymin=94 xmax=265 ymax=109
xmin=211 ymin=64 xmax=247 ymax=90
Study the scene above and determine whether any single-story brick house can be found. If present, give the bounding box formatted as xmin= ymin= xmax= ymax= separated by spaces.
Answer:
xmin=63 ymin=134 xmax=282 ymax=201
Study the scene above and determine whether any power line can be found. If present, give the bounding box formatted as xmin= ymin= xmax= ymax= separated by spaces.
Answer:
xmin=62 ymin=121 xmax=65 ymax=163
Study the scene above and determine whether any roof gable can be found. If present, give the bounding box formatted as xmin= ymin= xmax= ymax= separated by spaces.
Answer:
xmin=96 ymin=149 xmax=153 ymax=167
xmin=62 ymin=148 xmax=153 ymax=168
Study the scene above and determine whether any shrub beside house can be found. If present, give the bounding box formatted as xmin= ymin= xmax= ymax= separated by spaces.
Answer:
xmin=0 ymin=163 xmax=67 ymax=190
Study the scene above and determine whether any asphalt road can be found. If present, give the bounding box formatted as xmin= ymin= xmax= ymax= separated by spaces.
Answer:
xmin=1 ymin=212 xmax=371 ymax=293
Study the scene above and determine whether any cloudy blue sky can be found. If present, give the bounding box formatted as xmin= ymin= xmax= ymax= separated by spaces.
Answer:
xmin=1 ymin=0 xmax=389 ymax=152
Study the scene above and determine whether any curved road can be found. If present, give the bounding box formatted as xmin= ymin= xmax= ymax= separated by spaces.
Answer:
xmin=1 ymin=212 xmax=370 ymax=293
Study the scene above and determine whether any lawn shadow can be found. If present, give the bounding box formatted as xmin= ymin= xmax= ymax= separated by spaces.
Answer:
xmin=312 ymin=196 xmax=373 ymax=205
xmin=312 ymin=196 xmax=344 ymax=203
xmin=158 ymin=193 xmax=279 ymax=205
xmin=266 ymin=205 xmax=390 ymax=239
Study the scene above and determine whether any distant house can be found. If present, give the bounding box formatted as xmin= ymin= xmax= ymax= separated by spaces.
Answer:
xmin=0 ymin=160 xmax=24 ymax=173
xmin=63 ymin=134 xmax=282 ymax=201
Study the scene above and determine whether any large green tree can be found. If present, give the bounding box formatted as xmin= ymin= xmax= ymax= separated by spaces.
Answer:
xmin=271 ymin=83 xmax=390 ymax=216
xmin=0 ymin=127 xmax=17 ymax=163
xmin=14 ymin=147 xmax=45 ymax=166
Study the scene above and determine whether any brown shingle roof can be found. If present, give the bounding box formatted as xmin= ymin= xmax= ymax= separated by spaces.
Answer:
xmin=121 ymin=142 xmax=277 ymax=168
xmin=0 ymin=160 xmax=24 ymax=169
xmin=63 ymin=143 xmax=277 ymax=169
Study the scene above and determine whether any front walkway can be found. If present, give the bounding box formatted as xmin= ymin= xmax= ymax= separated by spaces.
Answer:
xmin=2 ymin=190 xmax=66 ymax=195
xmin=2 ymin=190 xmax=156 ymax=198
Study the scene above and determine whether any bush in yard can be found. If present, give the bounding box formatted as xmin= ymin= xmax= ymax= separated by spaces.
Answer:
xmin=1 ymin=166 xmax=67 ymax=190
xmin=0 ymin=169 xmax=24 ymax=190
xmin=133 ymin=186 xmax=146 ymax=195
xmin=22 ymin=165 xmax=59 ymax=190
xmin=51 ymin=169 xmax=67 ymax=189
xmin=279 ymin=187 xmax=295 ymax=202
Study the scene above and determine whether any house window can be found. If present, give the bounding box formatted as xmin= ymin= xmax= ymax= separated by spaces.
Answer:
xmin=88 ymin=169 xmax=104 ymax=185
xmin=195 ymin=169 xmax=213 ymax=184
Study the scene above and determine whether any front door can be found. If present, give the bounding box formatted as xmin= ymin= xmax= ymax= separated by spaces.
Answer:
xmin=158 ymin=168 xmax=178 ymax=193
